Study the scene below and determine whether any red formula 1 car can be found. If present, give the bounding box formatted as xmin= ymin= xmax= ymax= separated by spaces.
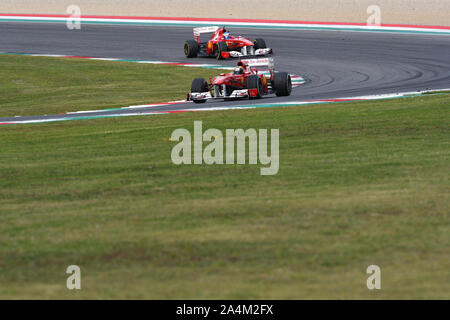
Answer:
xmin=188 ymin=58 xmax=292 ymax=103
xmin=184 ymin=26 xmax=273 ymax=60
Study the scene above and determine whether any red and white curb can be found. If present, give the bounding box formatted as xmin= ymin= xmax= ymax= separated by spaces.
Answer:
xmin=1 ymin=14 xmax=450 ymax=35
xmin=0 ymin=52 xmax=234 ymax=70
xmin=0 ymin=52 xmax=307 ymax=87
xmin=1 ymin=89 xmax=448 ymax=125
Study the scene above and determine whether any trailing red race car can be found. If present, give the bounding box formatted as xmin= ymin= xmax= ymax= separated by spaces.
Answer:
xmin=188 ymin=58 xmax=292 ymax=103
xmin=184 ymin=26 xmax=273 ymax=60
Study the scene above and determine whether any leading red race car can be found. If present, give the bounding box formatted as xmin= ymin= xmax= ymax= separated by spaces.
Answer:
xmin=184 ymin=26 xmax=273 ymax=60
xmin=188 ymin=58 xmax=292 ymax=103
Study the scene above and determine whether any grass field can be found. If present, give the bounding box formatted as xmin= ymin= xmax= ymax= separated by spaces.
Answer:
xmin=0 ymin=56 xmax=449 ymax=299
xmin=0 ymin=55 xmax=224 ymax=117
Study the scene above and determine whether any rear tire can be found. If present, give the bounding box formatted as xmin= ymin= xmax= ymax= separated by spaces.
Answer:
xmin=272 ymin=72 xmax=292 ymax=97
xmin=191 ymin=78 xmax=208 ymax=103
xmin=246 ymin=75 xmax=263 ymax=99
xmin=184 ymin=40 xmax=198 ymax=58
xmin=215 ymin=42 xmax=228 ymax=60
xmin=253 ymin=38 xmax=267 ymax=50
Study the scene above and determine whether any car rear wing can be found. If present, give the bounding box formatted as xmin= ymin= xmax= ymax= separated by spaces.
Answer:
xmin=241 ymin=58 xmax=274 ymax=72
xmin=193 ymin=26 xmax=220 ymax=42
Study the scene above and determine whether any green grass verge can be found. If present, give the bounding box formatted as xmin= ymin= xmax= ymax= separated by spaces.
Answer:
xmin=0 ymin=55 xmax=224 ymax=117
xmin=0 ymin=92 xmax=449 ymax=299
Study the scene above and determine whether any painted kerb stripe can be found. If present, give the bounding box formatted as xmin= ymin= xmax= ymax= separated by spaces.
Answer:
xmin=1 ymin=14 xmax=450 ymax=35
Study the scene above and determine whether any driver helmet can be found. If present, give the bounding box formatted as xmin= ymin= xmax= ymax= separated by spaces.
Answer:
xmin=223 ymin=32 xmax=230 ymax=40
xmin=237 ymin=61 xmax=247 ymax=69
xmin=233 ymin=66 xmax=244 ymax=75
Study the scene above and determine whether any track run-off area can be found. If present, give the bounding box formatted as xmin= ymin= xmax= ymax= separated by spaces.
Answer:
xmin=0 ymin=16 xmax=449 ymax=124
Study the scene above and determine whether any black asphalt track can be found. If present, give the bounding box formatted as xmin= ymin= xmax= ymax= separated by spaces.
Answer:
xmin=0 ymin=22 xmax=449 ymax=122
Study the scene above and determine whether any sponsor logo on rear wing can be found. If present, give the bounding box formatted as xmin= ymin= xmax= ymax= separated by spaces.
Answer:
xmin=193 ymin=26 xmax=219 ymax=41
xmin=242 ymin=57 xmax=274 ymax=71
xmin=193 ymin=26 xmax=220 ymax=35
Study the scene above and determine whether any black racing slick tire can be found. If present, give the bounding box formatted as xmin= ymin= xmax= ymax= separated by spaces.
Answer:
xmin=191 ymin=78 xmax=209 ymax=103
xmin=253 ymin=38 xmax=267 ymax=50
xmin=184 ymin=40 xmax=198 ymax=58
xmin=215 ymin=42 xmax=228 ymax=60
xmin=272 ymin=72 xmax=292 ymax=97
xmin=246 ymin=75 xmax=263 ymax=99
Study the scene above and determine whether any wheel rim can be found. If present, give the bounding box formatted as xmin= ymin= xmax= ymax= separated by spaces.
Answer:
xmin=184 ymin=44 xmax=189 ymax=56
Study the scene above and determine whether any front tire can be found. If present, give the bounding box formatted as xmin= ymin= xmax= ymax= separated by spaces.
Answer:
xmin=184 ymin=40 xmax=198 ymax=58
xmin=272 ymin=72 xmax=292 ymax=97
xmin=191 ymin=78 xmax=208 ymax=103
xmin=215 ymin=42 xmax=228 ymax=60
xmin=253 ymin=38 xmax=267 ymax=50
xmin=246 ymin=75 xmax=263 ymax=99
